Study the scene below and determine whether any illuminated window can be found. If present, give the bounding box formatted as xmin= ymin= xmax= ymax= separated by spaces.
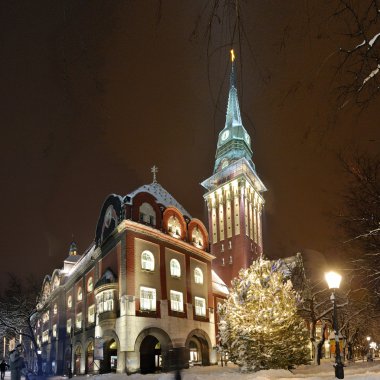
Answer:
xmin=140 ymin=287 xmax=156 ymax=311
xmin=168 ymin=215 xmax=181 ymax=238
xmin=192 ymin=227 xmax=204 ymax=248
xmin=96 ymin=290 xmax=114 ymax=314
xmin=141 ymin=250 xmax=155 ymax=271
xmin=194 ymin=297 xmax=206 ymax=316
xmin=87 ymin=277 xmax=93 ymax=293
xmin=88 ymin=304 xmax=95 ymax=324
xmin=67 ymin=295 xmax=72 ymax=308
xmin=194 ymin=268 xmax=203 ymax=284
xmin=52 ymin=324 xmax=57 ymax=338
xmin=139 ymin=202 xmax=156 ymax=226
xmin=42 ymin=312 xmax=49 ymax=323
xmin=66 ymin=319 xmax=72 ymax=334
xmin=76 ymin=313 xmax=82 ymax=329
xmin=53 ymin=276 xmax=60 ymax=290
xmin=53 ymin=303 xmax=58 ymax=315
xmin=170 ymin=290 xmax=183 ymax=312
xmin=42 ymin=330 xmax=49 ymax=343
xmin=77 ymin=287 xmax=83 ymax=301
xmin=170 ymin=259 xmax=181 ymax=277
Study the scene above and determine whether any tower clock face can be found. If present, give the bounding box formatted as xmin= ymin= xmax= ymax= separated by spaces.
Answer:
xmin=221 ymin=130 xmax=230 ymax=141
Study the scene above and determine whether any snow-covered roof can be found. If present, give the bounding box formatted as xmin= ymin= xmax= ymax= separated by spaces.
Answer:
xmin=126 ymin=182 xmax=191 ymax=218
xmin=212 ymin=269 xmax=229 ymax=296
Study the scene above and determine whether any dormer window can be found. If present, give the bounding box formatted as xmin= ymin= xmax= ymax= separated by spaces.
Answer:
xmin=141 ymin=250 xmax=155 ymax=271
xmin=191 ymin=227 xmax=204 ymax=249
xmin=170 ymin=259 xmax=181 ymax=278
xmin=139 ymin=202 xmax=156 ymax=226
xmin=168 ymin=216 xmax=181 ymax=238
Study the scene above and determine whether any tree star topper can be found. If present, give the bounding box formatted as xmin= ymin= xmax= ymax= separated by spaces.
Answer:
xmin=151 ymin=165 xmax=158 ymax=183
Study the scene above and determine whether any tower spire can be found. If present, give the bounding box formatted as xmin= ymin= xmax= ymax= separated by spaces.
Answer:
xmin=225 ymin=49 xmax=242 ymax=129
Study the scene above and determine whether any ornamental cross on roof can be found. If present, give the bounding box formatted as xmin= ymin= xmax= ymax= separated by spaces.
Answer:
xmin=151 ymin=165 xmax=158 ymax=183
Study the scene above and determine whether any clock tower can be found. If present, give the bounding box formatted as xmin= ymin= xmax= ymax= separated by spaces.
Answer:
xmin=201 ymin=50 xmax=267 ymax=286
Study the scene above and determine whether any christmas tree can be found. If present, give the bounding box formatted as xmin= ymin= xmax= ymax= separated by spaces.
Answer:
xmin=218 ymin=258 xmax=310 ymax=372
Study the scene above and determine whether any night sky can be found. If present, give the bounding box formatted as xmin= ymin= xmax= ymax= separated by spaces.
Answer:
xmin=0 ymin=2 xmax=378 ymax=289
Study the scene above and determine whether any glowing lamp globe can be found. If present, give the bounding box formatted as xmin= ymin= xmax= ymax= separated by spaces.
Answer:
xmin=325 ymin=271 xmax=342 ymax=289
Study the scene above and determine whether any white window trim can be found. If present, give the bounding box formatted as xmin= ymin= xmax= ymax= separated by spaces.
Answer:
xmin=170 ymin=259 xmax=181 ymax=277
xmin=170 ymin=290 xmax=184 ymax=312
xmin=140 ymin=286 xmax=156 ymax=311
xmin=194 ymin=296 xmax=206 ymax=317
xmin=194 ymin=267 xmax=204 ymax=284
xmin=141 ymin=250 xmax=155 ymax=271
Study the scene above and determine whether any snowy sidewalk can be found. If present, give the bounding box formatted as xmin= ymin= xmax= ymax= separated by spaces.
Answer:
xmin=42 ymin=361 xmax=380 ymax=380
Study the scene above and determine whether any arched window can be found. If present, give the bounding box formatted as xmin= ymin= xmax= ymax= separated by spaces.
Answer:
xmin=67 ymin=295 xmax=72 ymax=308
xmin=141 ymin=250 xmax=155 ymax=271
xmin=139 ymin=202 xmax=156 ymax=226
xmin=170 ymin=259 xmax=181 ymax=277
xmin=191 ymin=227 xmax=204 ymax=248
xmin=77 ymin=287 xmax=83 ymax=301
xmin=87 ymin=277 xmax=93 ymax=293
xmin=168 ymin=215 xmax=181 ymax=238
xmin=194 ymin=267 xmax=203 ymax=284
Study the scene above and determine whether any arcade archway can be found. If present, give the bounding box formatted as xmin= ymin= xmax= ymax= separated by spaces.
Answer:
xmin=100 ymin=339 xmax=117 ymax=373
xmin=85 ymin=341 xmax=94 ymax=374
xmin=135 ymin=328 xmax=172 ymax=373
xmin=185 ymin=330 xmax=211 ymax=366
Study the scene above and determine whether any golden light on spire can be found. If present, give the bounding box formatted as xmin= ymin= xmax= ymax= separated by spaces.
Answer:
xmin=230 ymin=49 xmax=235 ymax=62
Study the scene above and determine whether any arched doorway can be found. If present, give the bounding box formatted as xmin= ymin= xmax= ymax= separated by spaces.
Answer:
xmin=185 ymin=330 xmax=211 ymax=366
xmin=86 ymin=341 xmax=94 ymax=374
xmin=101 ymin=339 xmax=117 ymax=373
xmin=74 ymin=346 xmax=82 ymax=375
xmin=140 ymin=336 xmax=161 ymax=374
xmin=189 ymin=338 xmax=202 ymax=365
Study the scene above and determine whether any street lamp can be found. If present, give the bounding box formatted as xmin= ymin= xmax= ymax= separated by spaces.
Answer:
xmin=325 ymin=271 xmax=344 ymax=379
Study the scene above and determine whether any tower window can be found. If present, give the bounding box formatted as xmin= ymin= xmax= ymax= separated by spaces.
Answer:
xmin=229 ymin=256 xmax=233 ymax=264
xmin=221 ymin=244 xmax=224 ymax=252
xmin=221 ymin=258 xmax=225 ymax=266
xmin=228 ymin=241 xmax=232 ymax=250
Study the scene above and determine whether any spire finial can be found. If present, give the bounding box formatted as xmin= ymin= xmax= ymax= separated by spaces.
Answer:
xmin=230 ymin=49 xmax=235 ymax=62
xmin=151 ymin=165 xmax=158 ymax=183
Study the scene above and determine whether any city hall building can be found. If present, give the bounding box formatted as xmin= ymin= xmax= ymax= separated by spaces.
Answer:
xmin=32 ymin=54 xmax=266 ymax=375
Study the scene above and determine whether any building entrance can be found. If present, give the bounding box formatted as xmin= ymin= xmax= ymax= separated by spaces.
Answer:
xmin=140 ymin=336 xmax=161 ymax=374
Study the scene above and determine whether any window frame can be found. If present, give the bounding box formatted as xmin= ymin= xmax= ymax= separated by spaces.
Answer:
xmin=141 ymin=250 xmax=155 ymax=271
xmin=194 ymin=267 xmax=204 ymax=284
xmin=170 ymin=258 xmax=181 ymax=278
xmin=87 ymin=277 xmax=93 ymax=293
xmin=140 ymin=286 xmax=156 ymax=311
xmin=170 ymin=290 xmax=184 ymax=312
xmin=194 ymin=296 xmax=206 ymax=317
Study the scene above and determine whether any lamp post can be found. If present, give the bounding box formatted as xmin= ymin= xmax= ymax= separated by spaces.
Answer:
xmin=325 ymin=271 xmax=344 ymax=379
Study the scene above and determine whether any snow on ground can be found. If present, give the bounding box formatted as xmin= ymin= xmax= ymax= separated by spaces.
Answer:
xmin=50 ymin=360 xmax=380 ymax=380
